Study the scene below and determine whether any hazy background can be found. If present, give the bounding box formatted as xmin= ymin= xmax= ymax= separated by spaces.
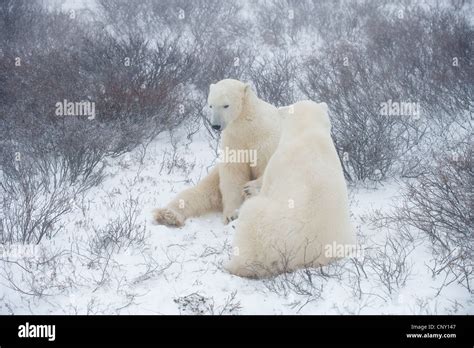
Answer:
xmin=0 ymin=0 xmax=472 ymax=314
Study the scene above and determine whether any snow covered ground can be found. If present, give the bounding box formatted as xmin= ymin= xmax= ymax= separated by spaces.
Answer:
xmin=1 ymin=127 xmax=471 ymax=315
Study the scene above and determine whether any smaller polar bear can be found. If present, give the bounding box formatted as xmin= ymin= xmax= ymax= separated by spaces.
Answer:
xmin=226 ymin=100 xmax=356 ymax=278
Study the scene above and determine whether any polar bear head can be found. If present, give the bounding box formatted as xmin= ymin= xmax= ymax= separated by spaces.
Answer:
xmin=207 ymin=79 xmax=251 ymax=131
xmin=280 ymin=100 xmax=331 ymax=140
xmin=289 ymin=100 xmax=330 ymax=129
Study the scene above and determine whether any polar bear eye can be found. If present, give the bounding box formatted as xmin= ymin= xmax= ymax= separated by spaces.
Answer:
xmin=209 ymin=105 xmax=213 ymax=108
xmin=223 ymin=105 xmax=229 ymax=108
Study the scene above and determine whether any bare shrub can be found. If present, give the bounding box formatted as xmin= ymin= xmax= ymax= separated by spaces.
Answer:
xmin=256 ymin=245 xmax=347 ymax=312
xmin=365 ymin=233 xmax=415 ymax=299
xmin=262 ymin=266 xmax=327 ymax=313
xmin=363 ymin=6 xmax=473 ymax=123
xmin=343 ymin=229 xmax=382 ymax=302
xmin=299 ymin=39 xmax=425 ymax=182
xmin=129 ymin=251 xmax=174 ymax=286
xmin=182 ymin=0 xmax=247 ymax=47
xmin=174 ymin=291 xmax=241 ymax=315
xmin=158 ymin=134 xmax=196 ymax=177
xmin=393 ymin=140 xmax=473 ymax=293
xmin=298 ymin=3 xmax=471 ymax=182
xmin=0 ymin=246 xmax=73 ymax=298
xmin=249 ymin=54 xmax=298 ymax=106
xmin=80 ymin=31 xmax=195 ymax=154
xmin=89 ymin=195 xmax=146 ymax=257
xmin=98 ymin=0 xmax=250 ymax=99
xmin=0 ymin=152 xmax=78 ymax=245
xmin=192 ymin=45 xmax=254 ymax=96
xmin=1 ymin=0 xmax=196 ymax=190
xmin=0 ymin=119 xmax=112 ymax=244
xmin=254 ymin=0 xmax=313 ymax=46
xmin=98 ymin=0 xmax=247 ymax=45
xmin=81 ymin=192 xmax=146 ymax=291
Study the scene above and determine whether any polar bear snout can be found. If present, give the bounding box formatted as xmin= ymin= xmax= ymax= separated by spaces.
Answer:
xmin=210 ymin=111 xmax=225 ymax=131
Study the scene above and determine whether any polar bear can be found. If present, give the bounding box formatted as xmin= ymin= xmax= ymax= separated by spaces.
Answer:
xmin=153 ymin=79 xmax=282 ymax=226
xmin=225 ymin=100 xmax=356 ymax=278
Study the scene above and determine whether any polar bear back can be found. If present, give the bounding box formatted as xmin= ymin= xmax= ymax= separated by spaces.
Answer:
xmin=227 ymin=100 xmax=355 ymax=277
xmin=266 ymin=100 xmax=353 ymax=246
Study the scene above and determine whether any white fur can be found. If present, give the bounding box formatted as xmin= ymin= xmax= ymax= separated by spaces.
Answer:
xmin=226 ymin=100 xmax=356 ymax=278
xmin=153 ymin=79 xmax=282 ymax=226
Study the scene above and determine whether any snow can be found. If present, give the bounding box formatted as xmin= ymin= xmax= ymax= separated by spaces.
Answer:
xmin=1 ymin=127 xmax=471 ymax=315
xmin=2 ymin=0 xmax=472 ymax=316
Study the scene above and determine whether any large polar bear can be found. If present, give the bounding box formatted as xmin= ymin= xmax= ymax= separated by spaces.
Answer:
xmin=226 ymin=100 xmax=356 ymax=278
xmin=153 ymin=79 xmax=281 ymax=226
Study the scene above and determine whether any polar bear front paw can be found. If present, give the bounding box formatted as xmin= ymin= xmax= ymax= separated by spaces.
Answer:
xmin=242 ymin=180 xmax=261 ymax=199
xmin=223 ymin=209 xmax=239 ymax=225
xmin=152 ymin=208 xmax=185 ymax=227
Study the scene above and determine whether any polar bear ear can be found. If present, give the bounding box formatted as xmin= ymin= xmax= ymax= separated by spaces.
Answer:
xmin=318 ymin=102 xmax=332 ymax=130
xmin=319 ymin=102 xmax=328 ymax=113
xmin=210 ymin=83 xmax=215 ymax=90
xmin=244 ymin=83 xmax=256 ymax=97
